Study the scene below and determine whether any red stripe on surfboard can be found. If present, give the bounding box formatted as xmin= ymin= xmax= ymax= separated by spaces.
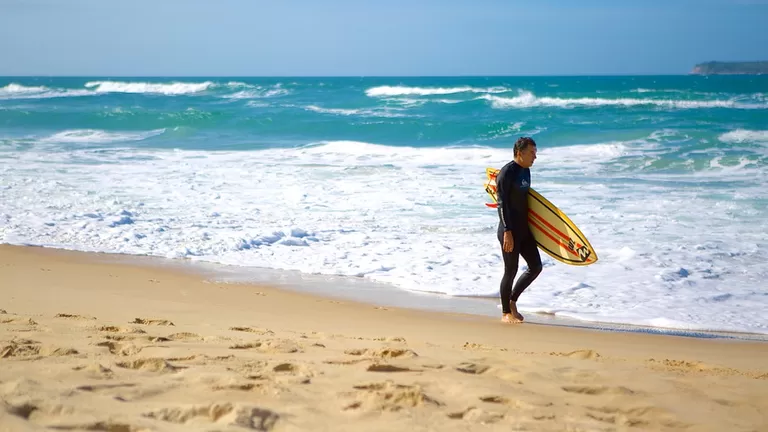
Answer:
xmin=528 ymin=210 xmax=585 ymax=250
xmin=488 ymin=206 xmax=585 ymax=252
xmin=528 ymin=219 xmax=581 ymax=259
xmin=529 ymin=209 xmax=569 ymax=243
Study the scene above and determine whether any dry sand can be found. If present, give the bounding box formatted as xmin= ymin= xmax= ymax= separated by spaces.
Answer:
xmin=0 ymin=244 xmax=766 ymax=431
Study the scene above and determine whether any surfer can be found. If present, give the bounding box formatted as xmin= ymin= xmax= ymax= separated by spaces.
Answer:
xmin=496 ymin=137 xmax=543 ymax=324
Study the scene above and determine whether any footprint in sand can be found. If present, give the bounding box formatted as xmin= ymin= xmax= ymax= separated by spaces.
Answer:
xmin=448 ymin=407 xmax=505 ymax=423
xmin=161 ymin=354 xmax=196 ymax=362
xmin=550 ymin=349 xmax=602 ymax=360
xmin=55 ymin=313 xmax=97 ymax=321
xmin=479 ymin=396 xmax=509 ymax=404
xmin=3 ymin=401 xmax=143 ymax=432
xmin=1 ymin=339 xmax=78 ymax=359
xmin=227 ymin=360 xmax=269 ymax=378
xmin=144 ymin=403 xmax=280 ymax=430
xmin=72 ymin=363 xmax=114 ymax=379
xmin=229 ymin=326 xmax=275 ymax=336
xmin=96 ymin=340 xmax=143 ymax=356
xmin=33 ymin=420 xmax=147 ymax=432
xmin=76 ymin=383 xmax=138 ymax=392
xmin=1 ymin=339 xmax=40 ymax=358
xmin=342 ymin=380 xmax=442 ymax=412
xmin=326 ymin=348 xmax=418 ymax=366
xmin=585 ymin=405 xmax=680 ymax=428
xmin=455 ymin=362 xmax=490 ymax=375
xmin=271 ymin=362 xmax=297 ymax=372
xmin=344 ymin=348 xmax=418 ymax=359
xmin=462 ymin=342 xmax=507 ymax=352
xmin=561 ymin=385 xmax=637 ymax=396
xmin=324 ymin=358 xmax=369 ymax=366
xmin=166 ymin=332 xmax=203 ymax=342
xmin=645 ymin=358 xmax=760 ymax=378
xmin=131 ymin=318 xmax=175 ymax=326
xmin=98 ymin=325 xmax=147 ymax=334
xmin=370 ymin=336 xmax=407 ymax=343
xmin=5 ymin=401 xmax=42 ymax=420
xmin=104 ymin=334 xmax=172 ymax=343
xmin=270 ymin=362 xmax=315 ymax=384
xmin=201 ymin=354 xmax=236 ymax=362
xmin=115 ymin=358 xmax=183 ymax=373
xmin=366 ymin=363 xmax=420 ymax=373
xmin=1 ymin=317 xmax=38 ymax=326
xmin=229 ymin=339 xmax=302 ymax=353
xmin=211 ymin=382 xmax=265 ymax=392
xmin=479 ymin=395 xmax=554 ymax=410
xmin=421 ymin=363 xmax=444 ymax=370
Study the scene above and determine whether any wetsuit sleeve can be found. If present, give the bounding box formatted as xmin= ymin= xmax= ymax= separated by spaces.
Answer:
xmin=497 ymin=167 xmax=517 ymax=232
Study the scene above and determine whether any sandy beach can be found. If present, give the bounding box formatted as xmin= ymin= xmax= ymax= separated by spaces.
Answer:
xmin=1 ymin=244 xmax=766 ymax=431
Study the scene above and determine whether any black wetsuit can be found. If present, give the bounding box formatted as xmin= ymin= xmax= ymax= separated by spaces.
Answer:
xmin=496 ymin=160 xmax=542 ymax=313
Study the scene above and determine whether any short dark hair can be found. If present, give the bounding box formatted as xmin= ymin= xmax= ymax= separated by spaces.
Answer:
xmin=514 ymin=137 xmax=537 ymax=156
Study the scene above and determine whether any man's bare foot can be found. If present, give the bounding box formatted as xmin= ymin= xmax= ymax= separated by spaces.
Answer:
xmin=510 ymin=301 xmax=524 ymax=322
xmin=501 ymin=313 xmax=523 ymax=324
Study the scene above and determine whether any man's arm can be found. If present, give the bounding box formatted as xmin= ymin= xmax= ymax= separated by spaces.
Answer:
xmin=497 ymin=166 xmax=517 ymax=231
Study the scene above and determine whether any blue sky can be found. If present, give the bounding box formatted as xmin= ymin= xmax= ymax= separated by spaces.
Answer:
xmin=1 ymin=0 xmax=766 ymax=76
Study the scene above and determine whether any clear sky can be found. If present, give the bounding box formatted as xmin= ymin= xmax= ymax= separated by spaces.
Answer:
xmin=1 ymin=0 xmax=766 ymax=76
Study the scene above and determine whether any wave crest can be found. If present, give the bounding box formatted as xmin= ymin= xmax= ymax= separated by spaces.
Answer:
xmin=481 ymin=91 xmax=763 ymax=110
xmin=365 ymin=85 xmax=509 ymax=97
xmin=38 ymin=129 xmax=166 ymax=145
xmin=84 ymin=81 xmax=213 ymax=95
xmin=719 ymin=129 xmax=768 ymax=144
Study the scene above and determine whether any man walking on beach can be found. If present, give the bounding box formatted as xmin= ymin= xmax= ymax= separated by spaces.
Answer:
xmin=495 ymin=137 xmax=543 ymax=323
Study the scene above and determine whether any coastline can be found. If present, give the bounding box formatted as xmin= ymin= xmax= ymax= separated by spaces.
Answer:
xmin=1 ymin=243 xmax=767 ymax=430
xmin=4 ymin=244 xmax=768 ymax=342
xmin=33 ymin=244 xmax=768 ymax=342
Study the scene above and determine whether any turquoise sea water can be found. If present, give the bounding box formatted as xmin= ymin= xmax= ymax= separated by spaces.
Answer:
xmin=1 ymin=76 xmax=767 ymax=334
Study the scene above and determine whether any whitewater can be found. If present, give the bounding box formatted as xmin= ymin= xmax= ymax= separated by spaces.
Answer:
xmin=1 ymin=76 xmax=767 ymax=335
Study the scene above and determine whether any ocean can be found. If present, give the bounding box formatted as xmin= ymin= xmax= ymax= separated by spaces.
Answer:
xmin=1 ymin=75 xmax=767 ymax=335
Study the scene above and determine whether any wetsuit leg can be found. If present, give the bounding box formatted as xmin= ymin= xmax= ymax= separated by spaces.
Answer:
xmin=510 ymin=232 xmax=543 ymax=302
xmin=497 ymin=226 xmax=520 ymax=315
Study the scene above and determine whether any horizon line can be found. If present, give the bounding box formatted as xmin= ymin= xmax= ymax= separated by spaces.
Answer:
xmin=1 ymin=73 xmax=719 ymax=79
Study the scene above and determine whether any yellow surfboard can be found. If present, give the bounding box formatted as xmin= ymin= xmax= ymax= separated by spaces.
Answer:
xmin=484 ymin=167 xmax=598 ymax=266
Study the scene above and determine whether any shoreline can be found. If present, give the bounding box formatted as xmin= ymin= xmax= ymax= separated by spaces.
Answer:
xmin=2 ymin=243 xmax=767 ymax=431
xmin=5 ymin=243 xmax=767 ymax=342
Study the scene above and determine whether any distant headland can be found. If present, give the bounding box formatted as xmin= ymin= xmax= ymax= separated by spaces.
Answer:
xmin=690 ymin=61 xmax=768 ymax=75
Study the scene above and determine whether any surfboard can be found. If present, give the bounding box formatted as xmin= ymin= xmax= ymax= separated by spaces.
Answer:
xmin=484 ymin=167 xmax=598 ymax=266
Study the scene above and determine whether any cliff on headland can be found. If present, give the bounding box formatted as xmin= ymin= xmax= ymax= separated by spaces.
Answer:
xmin=690 ymin=61 xmax=768 ymax=75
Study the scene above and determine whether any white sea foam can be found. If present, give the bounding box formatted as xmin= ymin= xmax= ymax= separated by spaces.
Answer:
xmin=630 ymin=88 xmax=686 ymax=94
xmin=719 ymin=129 xmax=768 ymax=144
xmin=0 ymin=83 xmax=93 ymax=100
xmin=481 ymin=91 xmax=765 ymax=110
xmin=1 ymin=136 xmax=766 ymax=335
xmin=366 ymin=85 xmax=510 ymax=97
xmin=84 ymin=81 xmax=214 ymax=95
xmin=222 ymin=84 xmax=290 ymax=100
xmin=304 ymin=105 xmax=412 ymax=118
xmin=36 ymin=129 xmax=166 ymax=145
xmin=0 ymin=83 xmax=49 ymax=95
xmin=0 ymin=81 xmax=270 ymax=100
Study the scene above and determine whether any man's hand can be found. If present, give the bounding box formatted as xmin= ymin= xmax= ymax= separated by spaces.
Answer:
xmin=503 ymin=230 xmax=514 ymax=253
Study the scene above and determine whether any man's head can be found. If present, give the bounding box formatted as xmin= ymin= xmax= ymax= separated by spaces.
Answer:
xmin=513 ymin=137 xmax=537 ymax=168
